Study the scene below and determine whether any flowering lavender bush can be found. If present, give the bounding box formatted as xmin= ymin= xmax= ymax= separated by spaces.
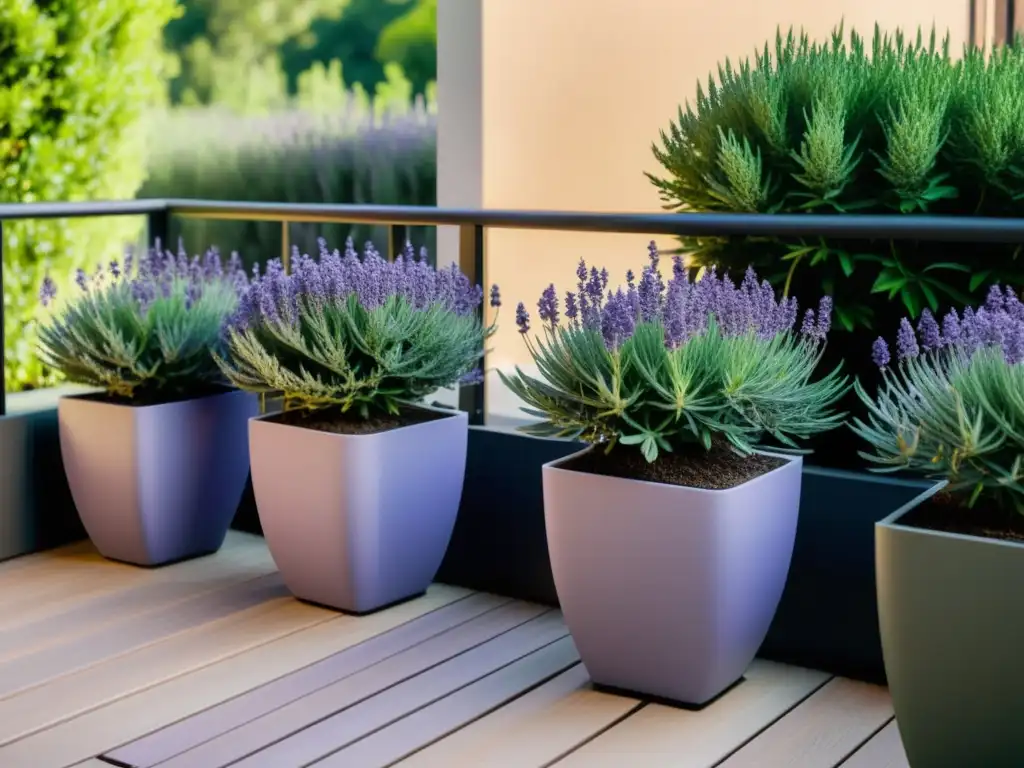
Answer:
xmin=853 ymin=285 xmax=1024 ymax=511
xmin=139 ymin=101 xmax=437 ymax=262
xmin=500 ymin=243 xmax=849 ymax=463
xmin=217 ymin=238 xmax=498 ymax=417
xmin=36 ymin=243 xmax=249 ymax=401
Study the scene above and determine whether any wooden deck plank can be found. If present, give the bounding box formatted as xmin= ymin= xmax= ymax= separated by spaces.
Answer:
xmin=0 ymin=540 xmax=93 ymax=576
xmin=0 ymin=546 xmax=277 ymax=660
xmin=553 ymin=661 xmax=832 ymax=768
xmin=0 ymin=597 xmax=330 ymax=746
xmin=0 ymin=572 xmax=290 ymax=700
xmin=0 ymin=532 xmax=270 ymax=628
xmin=105 ymin=592 xmax=505 ymax=768
xmin=148 ymin=602 xmax=554 ymax=768
xmin=0 ymin=586 xmax=468 ymax=768
xmin=315 ymin=637 xmax=582 ymax=767
xmin=717 ymin=678 xmax=894 ymax=768
xmin=395 ymin=664 xmax=642 ymax=768
xmin=839 ymin=721 xmax=909 ymax=768
xmin=232 ymin=611 xmax=569 ymax=768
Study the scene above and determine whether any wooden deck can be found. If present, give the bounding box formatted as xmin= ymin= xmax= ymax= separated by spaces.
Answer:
xmin=0 ymin=531 xmax=908 ymax=768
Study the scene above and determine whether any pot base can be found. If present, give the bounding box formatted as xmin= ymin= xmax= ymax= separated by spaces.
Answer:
xmin=593 ymin=674 xmax=747 ymax=711
xmin=295 ymin=589 xmax=427 ymax=617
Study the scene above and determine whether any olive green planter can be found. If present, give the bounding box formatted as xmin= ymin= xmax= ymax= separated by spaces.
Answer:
xmin=877 ymin=482 xmax=1024 ymax=768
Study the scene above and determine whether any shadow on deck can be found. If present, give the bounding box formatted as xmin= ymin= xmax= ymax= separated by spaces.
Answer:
xmin=0 ymin=532 xmax=907 ymax=767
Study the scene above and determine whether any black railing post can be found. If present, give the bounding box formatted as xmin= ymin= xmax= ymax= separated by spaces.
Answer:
xmin=0 ymin=218 xmax=5 ymax=417
xmin=147 ymin=207 xmax=169 ymax=251
xmin=458 ymin=223 xmax=485 ymax=425
xmin=388 ymin=224 xmax=407 ymax=261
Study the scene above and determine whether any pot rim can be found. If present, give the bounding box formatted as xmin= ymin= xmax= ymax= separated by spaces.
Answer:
xmin=875 ymin=479 xmax=1024 ymax=549
xmin=250 ymin=401 xmax=468 ymax=438
xmin=58 ymin=387 xmax=249 ymax=411
xmin=542 ymin=443 xmax=802 ymax=495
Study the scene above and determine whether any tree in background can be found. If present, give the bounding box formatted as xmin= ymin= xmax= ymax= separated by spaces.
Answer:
xmin=164 ymin=0 xmax=437 ymax=112
xmin=0 ymin=0 xmax=179 ymax=391
xmin=376 ymin=0 xmax=437 ymax=96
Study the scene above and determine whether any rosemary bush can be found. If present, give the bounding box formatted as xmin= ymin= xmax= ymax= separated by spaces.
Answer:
xmin=499 ymin=244 xmax=849 ymax=462
xmin=217 ymin=238 xmax=499 ymax=416
xmin=852 ymin=285 xmax=1024 ymax=512
xmin=37 ymin=244 xmax=249 ymax=401
xmin=650 ymin=24 xmax=1024 ymax=333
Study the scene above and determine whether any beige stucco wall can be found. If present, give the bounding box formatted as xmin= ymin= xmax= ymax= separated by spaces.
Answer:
xmin=437 ymin=0 xmax=974 ymax=421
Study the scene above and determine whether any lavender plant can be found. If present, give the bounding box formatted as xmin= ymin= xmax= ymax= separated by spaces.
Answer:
xmin=500 ymin=243 xmax=849 ymax=463
xmin=37 ymin=243 xmax=249 ymax=401
xmin=217 ymin=238 xmax=499 ymax=417
xmin=852 ymin=285 xmax=1024 ymax=512
xmin=139 ymin=102 xmax=437 ymax=261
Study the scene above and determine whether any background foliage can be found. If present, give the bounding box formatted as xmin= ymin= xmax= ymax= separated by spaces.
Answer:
xmin=1 ymin=0 xmax=439 ymax=394
xmin=164 ymin=0 xmax=436 ymax=112
xmin=650 ymin=25 xmax=1024 ymax=341
xmin=138 ymin=76 xmax=438 ymax=265
xmin=0 ymin=0 xmax=179 ymax=392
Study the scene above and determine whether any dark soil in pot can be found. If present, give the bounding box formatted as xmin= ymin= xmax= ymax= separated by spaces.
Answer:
xmin=899 ymin=492 xmax=1024 ymax=543
xmin=561 ymin=445 xmax=786 ymax=490
xmin=75 ymin=384 xmax=235 ymax=407
xmin=266 ymin=404 xmax=450 ymax=436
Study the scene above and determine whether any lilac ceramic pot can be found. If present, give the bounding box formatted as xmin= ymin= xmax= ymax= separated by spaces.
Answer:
xmin=542 ymin=446 xmax=802 ymax=705
xmin=249 ymin=406 xmax=468 ymax=613
xmin=58 ymin=390 xmax=257 ymax=567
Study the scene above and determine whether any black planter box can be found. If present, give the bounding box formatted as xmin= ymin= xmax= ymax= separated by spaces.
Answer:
xmin=436 ymin=428 xmax=932 ymax=685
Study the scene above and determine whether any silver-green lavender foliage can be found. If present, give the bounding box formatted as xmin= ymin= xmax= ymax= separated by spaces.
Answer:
xmin=499 ymin=244 xmax=849 ymax=462
xmin=852 ymin=285 xmax=1024 ymax=511
xmin=217 ymin=238 xmax=499 ymax=416
xmin=36 ymin=243 xmax=249 ymax=400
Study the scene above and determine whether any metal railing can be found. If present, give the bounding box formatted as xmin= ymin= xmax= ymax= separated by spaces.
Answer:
xmin=4 ymin=198 xmax=1024 ymax=419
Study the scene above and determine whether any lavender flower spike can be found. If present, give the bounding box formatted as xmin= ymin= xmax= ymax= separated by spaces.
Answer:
xmin=489 ymin=285 xmax=501 ymax=308
xmin=515 ymin=302 xmax=530 ymax=334
xmin=896 ymin=318 xmax=920 ymax=360
xmin=917 ymin=310 xmax=941 ymax=352
xmin=537 ymin=284 xmax=559 ymax=328
xmin=871 ymin=337 xmax=891 ymax=368
xmin=38 ymin=275 xmax=57 ymax=307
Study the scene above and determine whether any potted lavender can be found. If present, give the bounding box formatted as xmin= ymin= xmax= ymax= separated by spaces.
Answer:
xmin=500 ymin=243 xmax=848 ymax=705
xmin=37 ymin=243 xmax=255 ymax=567
xmin=218 ymin=238 xmax=499 ymax=614
xmin=853 ymin=287 xmax=1024 ymax=768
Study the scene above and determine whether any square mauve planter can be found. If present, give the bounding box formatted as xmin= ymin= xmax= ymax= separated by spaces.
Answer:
xmin=542 ymin=445 xmax=802 ymax=706
xmin=58 ymin=389 xmax=257 ymax=566
xmin=248 ymin=406 xmax=468 ymax=614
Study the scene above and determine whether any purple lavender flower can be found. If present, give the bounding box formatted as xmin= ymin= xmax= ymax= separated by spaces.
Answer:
xmin=800 ymin=309 xmax=817 ymax=336
xmin=917 ymin=310 xmax=941 ymax=352
xmin=940 ymin=309 xmax=961 ymax=347
xmin=872 ymin=337 xmax=891 ymax=368
xmin=513 ymin=247 xmax=832 ymax=354
xmin=815 ymin=296 xmax=833 ymax=339
xmin=896 ymin=318 xmax=920 ymax=360
xmin=537 ymin=284 xmax=559 ymax=328
xmin=564 ymin=291 xmax=579 ymax=326
xmin=601 ymin=289 xmax=635 ymax=349
xmin=489 ymin=285 xmax=501 ymax=308
xmin=515 ymin=302 xmax=530 ymax=334
xmin=38 ymin=275 xmax=57 ymax=307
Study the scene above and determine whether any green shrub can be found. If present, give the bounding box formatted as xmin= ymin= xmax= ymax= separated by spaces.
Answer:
xmin=649 ymin=25 xmax=1024 ymax=336
xmin=1 ymin=0 xmax=179 ymax=392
